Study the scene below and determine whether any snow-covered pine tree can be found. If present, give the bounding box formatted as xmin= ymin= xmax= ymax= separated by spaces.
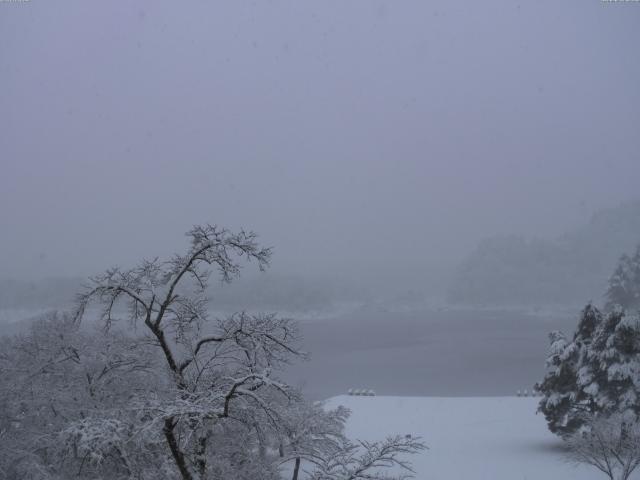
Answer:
xmin=537 ymin=327 xmax=585 ymax=436
xmin=583 ymin=307 xmax=640 ymax=416
xmin=537 ymin=304 xmax=640 ymax=437
xmin=605 ymin=244 xmax=640 ymax=313
xmin=537 ymin=305 xmax=601 ymax=435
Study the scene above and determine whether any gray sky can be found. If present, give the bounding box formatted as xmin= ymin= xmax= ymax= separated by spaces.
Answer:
xmin=1 ymin=0 xmax=639 ymax=279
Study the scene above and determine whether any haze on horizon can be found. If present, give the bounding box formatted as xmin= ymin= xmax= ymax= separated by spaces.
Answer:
xmin=1 ymin=0 xmax=639 ymax=281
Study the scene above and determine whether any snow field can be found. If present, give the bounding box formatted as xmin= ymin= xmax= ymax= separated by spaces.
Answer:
xmin=323 ymin=395 xmax=608 ymax=480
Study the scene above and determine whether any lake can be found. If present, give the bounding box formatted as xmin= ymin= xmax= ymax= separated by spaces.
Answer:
xmin=0 ymin=304 xmax=581 ymax=400
xmin=283 ymin=305 xmax=579 ymax=399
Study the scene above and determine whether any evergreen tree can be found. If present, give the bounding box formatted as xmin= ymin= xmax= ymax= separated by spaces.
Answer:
xmin=585 ymin=307 xmax=640 ymax=414
xmin=606 ymin=244 xmax=640 ymax=312
xmin=537 ymin=304 xmax=640 ymax=436
xmin=537 ymin=305 xmax=597 ymax=436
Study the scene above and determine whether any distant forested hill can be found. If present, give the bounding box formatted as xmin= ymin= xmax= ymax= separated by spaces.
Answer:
xmin=0 ymin=277 xmax=82 ymax=309
xmin=447 ymin=201 xmax=640 ymax=307
xmin=0 ymin=273 xmax=364 ymax=315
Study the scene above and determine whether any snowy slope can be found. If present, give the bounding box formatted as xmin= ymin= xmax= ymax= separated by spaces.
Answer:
xmin=324 ymin=396 xmax=610 ymax=480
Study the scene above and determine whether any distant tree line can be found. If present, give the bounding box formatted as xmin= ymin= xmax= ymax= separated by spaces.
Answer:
xmin=448 ymin=201 xmax=640 ymax=306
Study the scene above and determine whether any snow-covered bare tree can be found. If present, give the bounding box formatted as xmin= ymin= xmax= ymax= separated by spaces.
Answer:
xmin=73 ymin=225 xmax=305 ymax=480
xmin=278 ymin=401 xmax=349 ymax=480
xmin=308 ymin=435 xmax=426 ymax=480
xmin=0 ymin=311 xmax=166 ymax=479
xmin=566 ymin=413 xmax=640 ymax=480
xmin=1 ymin=224 xmax=426 ymax=480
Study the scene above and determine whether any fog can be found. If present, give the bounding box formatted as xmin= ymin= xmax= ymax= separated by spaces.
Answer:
xmin=3 ymin=5 xmax=640 ymax=478
xmin=2 ymin=0 xmax=640 ymax=394
xmin=2 ymin=0 xmax=639 ymax=282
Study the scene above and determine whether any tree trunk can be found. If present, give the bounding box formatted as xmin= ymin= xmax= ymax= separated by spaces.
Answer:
xmin=255 ymin=424 xmax=267 ymax=459
xmin=292 ymin=457 xmax=301 ymax=480
xmin=164 ymin=417 xmax=193 ymax=480
xmin=195 ymin=433 xmax=208 ymax=477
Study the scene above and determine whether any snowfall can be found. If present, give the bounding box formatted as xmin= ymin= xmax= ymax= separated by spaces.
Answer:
xmin=321 ymin=395 xmax=609 ymax=480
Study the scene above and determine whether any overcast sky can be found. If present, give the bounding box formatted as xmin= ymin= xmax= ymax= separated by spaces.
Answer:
xmin=1 ymin=0 xmax=639 ymax=279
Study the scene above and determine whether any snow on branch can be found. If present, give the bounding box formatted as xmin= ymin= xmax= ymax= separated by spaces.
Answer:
xmin=566 ymin=413 xmax=640 ymax=480
xmin=73 ymin=224 xmax=272 ymax=332
xmin=309 ymin=434 xmax=427 ymax=480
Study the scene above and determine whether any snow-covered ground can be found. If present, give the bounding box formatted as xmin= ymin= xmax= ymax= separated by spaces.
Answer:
xmin=324 ymin=395 xmax=606 ymax=480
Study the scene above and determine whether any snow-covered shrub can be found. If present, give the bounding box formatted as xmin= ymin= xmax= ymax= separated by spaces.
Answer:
xmin=566 ymin=412 xmax=640 ymax=480
xmin=308 ymin=435 xmax=426 ymax=480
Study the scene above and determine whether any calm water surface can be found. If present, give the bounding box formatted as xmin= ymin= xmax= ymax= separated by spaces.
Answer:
xmin=283 ymin=306 xmax=579 ymax=399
